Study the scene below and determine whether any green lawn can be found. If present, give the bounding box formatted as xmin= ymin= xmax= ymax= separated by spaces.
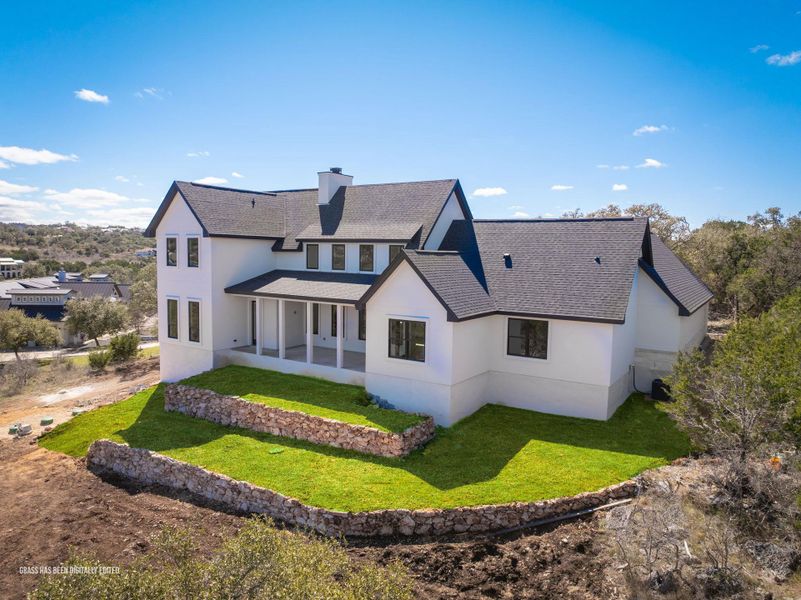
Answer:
xmin=39 ymin=385 xmax=690 ymax=512
xmin=179 ymin=365 xmax=423 ymax=433
xmin=40 ymin=345 xmax=161 ymax=368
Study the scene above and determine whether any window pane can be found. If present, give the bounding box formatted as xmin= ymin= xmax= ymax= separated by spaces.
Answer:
xmin=410 ymin=321 xmax=426 ymax=362
xmin=188 ymin=301 xmax=200 ymax=342
xmin=507 ymin=318 xmax=548 ymax=359
xmin=187 ymin=238 xmax=199 ymax=267
xmin=166 ymin=238 xmax=177 ymax=266
xmin=358 ymin=309 xmax=366 ymax=341
xmin=359 ymin=245 xmax=374 ymax=271
xmin=306 ymin=244 xmax=319 ymax=269
xmin=388 ymin=319 xmax=425 ymax=362
xmin=332 ymin=244 xmax=345 ymax=270
xmin=312 ymin=303 xmax=318 ymax=335
xmin=389 ymin=244 xmax=404 ymax=263
xmin=167 ymin=299 xmax=178 ymax=339
xmin=330 ymin=305 xmax=337 ymax=336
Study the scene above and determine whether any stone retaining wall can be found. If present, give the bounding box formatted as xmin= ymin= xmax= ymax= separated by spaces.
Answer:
xmin=164 ymin=384 xmax=435 ymax=458
xmin=86 ymin=440 xmax=639 ymax=537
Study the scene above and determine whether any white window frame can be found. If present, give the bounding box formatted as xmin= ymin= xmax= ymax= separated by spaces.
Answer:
xmin=166 ymin=296 xmax=180 ymax=341
xmin=187 ymin=298 xmax=201 ymax=344
xmin=165 ymin=234 xmax=179 ymax=267
xmin=386 ymin=315 xmax=427 ymax=364
xmin=186 ymin=235 xmax=200 ymax=268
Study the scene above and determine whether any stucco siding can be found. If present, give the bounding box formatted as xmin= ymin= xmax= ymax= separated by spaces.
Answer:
xmin=424 ymin=192 xmax=465 ymax=250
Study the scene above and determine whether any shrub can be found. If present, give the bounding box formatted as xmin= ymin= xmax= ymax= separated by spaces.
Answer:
xmin=30 ymin=517 xmax=413 ymax=600
xmin=0 ymin=359 xmax=38 ymax=395
xmin=87 ymin=349 xmax=111 ymax=371
xmin=108 ymin=332 xmax=140 ymax=363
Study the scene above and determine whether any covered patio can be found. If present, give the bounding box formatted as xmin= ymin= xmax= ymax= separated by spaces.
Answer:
xmin=224 ymin=270 xmax=376 ymax=374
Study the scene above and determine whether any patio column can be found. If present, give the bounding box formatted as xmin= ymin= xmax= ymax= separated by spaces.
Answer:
xmin=336 ymin=304 xmax=344 ymax=369
xmin=255 ymin=297 xmax=262 ymax=356
xmin=305 ymin=301 xmax=313 ymax=363
xmin=278 ymin=299 xmax=286 ymax=359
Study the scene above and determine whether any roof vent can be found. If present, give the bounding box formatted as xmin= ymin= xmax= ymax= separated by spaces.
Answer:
xmin=503 ymin=253 xmax=512 ymax=268
xmin=594 ymin=256 xmax=601 ymax=264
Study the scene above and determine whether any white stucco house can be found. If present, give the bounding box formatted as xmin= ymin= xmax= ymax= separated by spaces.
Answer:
xmin=144 ymin=169 xmax=712 ymax=425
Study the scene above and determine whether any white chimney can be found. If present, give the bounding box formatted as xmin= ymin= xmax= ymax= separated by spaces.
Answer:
xmin=317 ymin=167 xmax=353 ymax=205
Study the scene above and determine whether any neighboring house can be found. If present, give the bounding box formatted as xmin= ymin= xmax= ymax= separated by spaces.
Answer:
xmin=0 ymin=257 xmax=24 ymax=279
xmin=0 ymin=273 xmax=130 ymax=347
xmin=135 ymin=248 xmax=157 ymax=258
xmin=145 ymin=169 xmax=712 ymax=425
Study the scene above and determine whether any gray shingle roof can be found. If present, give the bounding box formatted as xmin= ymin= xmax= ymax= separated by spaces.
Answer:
xmin=225 ymin=270 xmax=378 ymax=304
xmin=642 ymin=234 xmax=713 ymax=315
xmin=57 ymin=281 xmax=121 ymax=300
xmin=362 ymin=218 xmax=654 ymax=323
xmin=145 ymin=179 xmax=463 ymax=248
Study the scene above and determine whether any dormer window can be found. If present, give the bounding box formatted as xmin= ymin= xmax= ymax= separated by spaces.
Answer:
xmin=306 ymin=244 xmax=319 ymax=270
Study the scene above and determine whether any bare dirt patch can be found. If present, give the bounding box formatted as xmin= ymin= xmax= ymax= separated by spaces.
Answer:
xmin=1 ymin=357 xmax=160 ymax=440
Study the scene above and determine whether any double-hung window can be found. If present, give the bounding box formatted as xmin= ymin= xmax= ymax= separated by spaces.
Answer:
xmin=167 ymin=298 xmax=178 ymax=339
xmin=166 ymin=237 xmax=177 ymax=267
xmin=187 ymin=237 xmax=199 ymax=268
xmin=359 ymin=244 xmax=374 ymax=272
xmin=332 ymin=244 xmax=345 ymax=270
xmin=188 ymin=300 xmax=200 ymax=343
xmin=306 ymin=243 xmax=319 ymax=269
xmin=388 ymin=319 xmax=425 ymax=362
xmin=506 ymin=318 xmax=548 ymax=359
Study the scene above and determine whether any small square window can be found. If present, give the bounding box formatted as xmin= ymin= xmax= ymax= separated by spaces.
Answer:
xmin=332 ymin=244 xmax=345 ymax=270
xmin=388 ymin=318 xmax=425 ymax=362
xmin=166 ymin=237 xmax=177 ymax=266
xmin=306 ymin=243 xmax=319 ymax=270
xmin=506 ymin=318 xmax=548 ymax=359
xmin=359 ymin=244 xmax=374 ymax=272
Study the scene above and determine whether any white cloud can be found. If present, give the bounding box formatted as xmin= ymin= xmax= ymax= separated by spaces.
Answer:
xmin=637 ymin=158 xmax=667 ymax=169
xmin=550 ymin=184 xmax=574 ymax=191
xmin=596 ymin=164 xmax=610 ymax=169
xmin=766 ymin=50 xmax=801 ymax=66
xmin=612 ymin=183 xmax=628 ymax=192
xmin=507 ymin=205 xmax=524 ymax=210
xmin=0 ymin=196 xmax=51 ymax=223
xmin=471 ymin=186 xmax=507 ymax=197
xmin=194 ymin=176 xmax=228 ymax=185
xmin=114 ymin=175 xmax=130 ymax=183
xmin=613 ymin=165 xmax=630 ymax=171
xmin=231 ymin=171 xmax=244 ymax=178
xmin=81 ymin=207 xmax=156 ymax=227
xmin=0 ymin=160 xmax=8 ymax=169
xmin=633 ymin=124 xmax=669 ymax=136
xmin=0 ymin=146 xmax=78 ymax=165
xmin=187 ymin=151 xmax=211 ymax=158
xmin=750 ymin=44 xmax=770 ymax=53
xmin=0 ymin=179 xmax=38 ymax=195
xmin=74 ymin=88 xmax=109 ymax=104
xmin=512 ymin=211 xmax=531 ymax=218
xmin=43 ymin=188 xmax=129 ymax=209
xmin=135 ymin=87 xmax=166 ymax=100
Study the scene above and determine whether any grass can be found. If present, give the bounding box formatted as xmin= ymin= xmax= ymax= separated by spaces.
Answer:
xmin=64 ymin=345 xmax=160 ymax=368
xmin=179 ymin=365 xmax=423 ymax=433
xmin=40 ymin=384 xmax=690 ymax=512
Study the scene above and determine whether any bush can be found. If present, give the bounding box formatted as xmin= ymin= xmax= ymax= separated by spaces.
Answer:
xmin=0 ymin=359 xmax=38 ymax=395
xmin=108 ymin=332 xmax=140 ymax=363
xmin=31 ymin=517 xmax=413 ymax=600
xmin=87 ymin=350 xmax=111 ymax=371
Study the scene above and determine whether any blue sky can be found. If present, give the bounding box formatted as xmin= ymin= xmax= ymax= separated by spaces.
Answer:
xmin=1 ymin=1 xmax=800 ymax=228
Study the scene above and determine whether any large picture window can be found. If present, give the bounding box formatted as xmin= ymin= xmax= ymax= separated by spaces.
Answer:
xmin=167 ymin=298 xmax=178 ymax=339
xmin=332 ymin=244 xmax=345 ymax=270
xmin=166 ymin=237 xmax=177 ymax=267
xmin=306 ymin=243 xmax=319 ymax=270
xmin=187 ymin=237 xmax=199 ymax=268
xmin=506 ymin=318 xmax=548 ymax=359
xmin=388 ymin=319 xmax=425 ymax=362
xmin=188 ymin=300 xmax=200 ymax=343
xmin=359 ymin=244 xmax=374 ymax=272
xmin=389 ymin=244 xmax=404 ymax=263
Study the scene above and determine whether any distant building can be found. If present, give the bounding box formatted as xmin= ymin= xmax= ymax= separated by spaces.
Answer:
xmin=135 ymin=248 xmax=157 ymax=258
xmin=0 ymin=257 xmax=24 ymax=279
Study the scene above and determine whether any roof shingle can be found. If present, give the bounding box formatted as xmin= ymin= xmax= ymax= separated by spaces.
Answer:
xmin=224 ymin=270 xmax=378 ymax=304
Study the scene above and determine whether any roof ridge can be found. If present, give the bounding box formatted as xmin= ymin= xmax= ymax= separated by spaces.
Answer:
xmin=473 ymin=217 xmax=639 ymax=223
xmin=177 ymin=181 xmax=280 ymax=196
